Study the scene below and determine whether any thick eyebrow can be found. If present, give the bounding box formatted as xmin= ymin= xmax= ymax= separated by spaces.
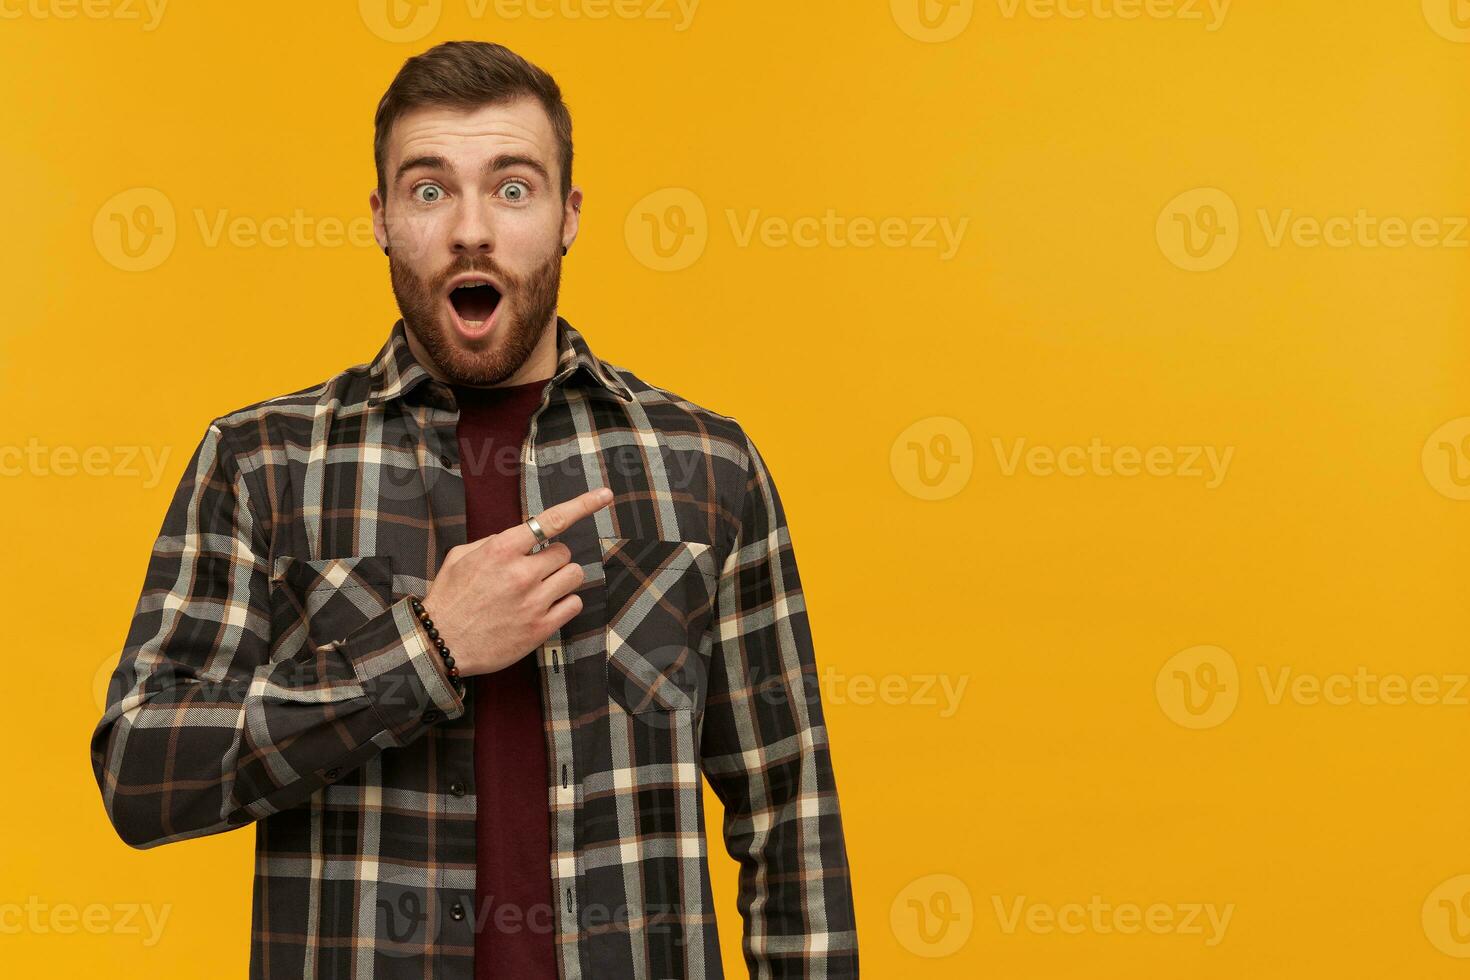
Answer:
xmin=395 ymin=153 xmax=551 ymax=187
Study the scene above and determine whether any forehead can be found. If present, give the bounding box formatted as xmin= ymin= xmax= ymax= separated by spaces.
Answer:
xmin=387 ymin=97 xmax=556 ymax=175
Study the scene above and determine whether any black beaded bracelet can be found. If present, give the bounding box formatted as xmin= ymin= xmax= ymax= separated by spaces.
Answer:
xmin=408 ymin=595 xmax=464 ymax=699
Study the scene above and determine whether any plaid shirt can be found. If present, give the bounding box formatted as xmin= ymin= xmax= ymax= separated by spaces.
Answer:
xmin=90 ymin=316 xmax=859 ymax=979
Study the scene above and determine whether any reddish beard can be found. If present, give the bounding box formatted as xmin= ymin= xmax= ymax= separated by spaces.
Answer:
xmin=389 ymin=245 xmax=562 ymax=386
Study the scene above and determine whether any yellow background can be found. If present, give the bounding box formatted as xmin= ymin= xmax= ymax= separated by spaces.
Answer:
xmin=4 ymin=0 xmax=1468 ymax=975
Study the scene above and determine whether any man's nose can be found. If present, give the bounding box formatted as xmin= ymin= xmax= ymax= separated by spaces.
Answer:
xmin=450 ymin=198 xmax=494 ymax=253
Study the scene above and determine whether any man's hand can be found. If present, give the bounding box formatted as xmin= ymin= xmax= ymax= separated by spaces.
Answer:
xmin=421 ymin=486 xmax=614 ymax=677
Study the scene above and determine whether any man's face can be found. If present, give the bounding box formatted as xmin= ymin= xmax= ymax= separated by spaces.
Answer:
xmin=371 ymin=97 xmax=581 ymax=386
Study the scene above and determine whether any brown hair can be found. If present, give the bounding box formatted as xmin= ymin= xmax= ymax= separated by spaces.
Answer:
xmin=373 ymin=40 xmax=574 ymax=204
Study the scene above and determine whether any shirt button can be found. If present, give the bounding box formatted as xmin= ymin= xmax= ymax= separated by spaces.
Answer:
xmin=324 ymin=768 xmax=340 ymax=780
xmin=439 ymin=453 xmax=453 ymax=468
xmin=424 ymin=708 xmax=443 ymax=724
xmin=450 ymin=903 xmax=466 ymax=921
xmin=450 ymin=780 xmax=467 ymax=797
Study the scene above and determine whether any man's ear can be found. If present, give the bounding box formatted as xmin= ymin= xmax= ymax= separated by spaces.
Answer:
xmin=561 ymin=185 xmax=583 ymax=253
xmin=370 ymin=189 xmax=389 ymax=253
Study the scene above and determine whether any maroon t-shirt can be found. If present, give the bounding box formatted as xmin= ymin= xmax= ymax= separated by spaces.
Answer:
xmin=451 ymin=378 xmax=557 ymax=980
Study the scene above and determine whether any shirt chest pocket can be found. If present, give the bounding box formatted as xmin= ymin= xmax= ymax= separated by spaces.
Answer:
xmin=599 ymin=536 xmax=719 ymax=715
xmin=269 ymin=554 xmax=396 ymax=660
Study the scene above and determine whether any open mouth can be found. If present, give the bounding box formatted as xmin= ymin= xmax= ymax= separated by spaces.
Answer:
xmin=446 ymin=278 xmax=503 ymax=336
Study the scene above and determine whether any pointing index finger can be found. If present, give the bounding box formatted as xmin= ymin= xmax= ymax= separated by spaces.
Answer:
xmin=512 ymin=486 xmax=615 ymax=554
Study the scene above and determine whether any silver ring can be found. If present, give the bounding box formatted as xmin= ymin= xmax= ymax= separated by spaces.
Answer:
xmin=526 ymin=516 xmax=550 ymax=553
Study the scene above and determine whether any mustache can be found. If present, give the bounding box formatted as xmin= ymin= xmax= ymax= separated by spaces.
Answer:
xmin=433 ymin=257 xmax=514 ymax=292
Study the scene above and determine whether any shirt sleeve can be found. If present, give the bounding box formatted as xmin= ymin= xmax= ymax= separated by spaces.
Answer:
xmin=698 ymin=426 xmax=860 ymax=977
xmin=89 ymin=420 xmax=464 ymax=850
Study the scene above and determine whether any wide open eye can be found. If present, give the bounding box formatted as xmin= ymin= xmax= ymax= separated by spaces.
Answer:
xmin=413 ymin=184 xmax=443 ymax=204
xmin=502 ymin=180 xmax=529 ymax=203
